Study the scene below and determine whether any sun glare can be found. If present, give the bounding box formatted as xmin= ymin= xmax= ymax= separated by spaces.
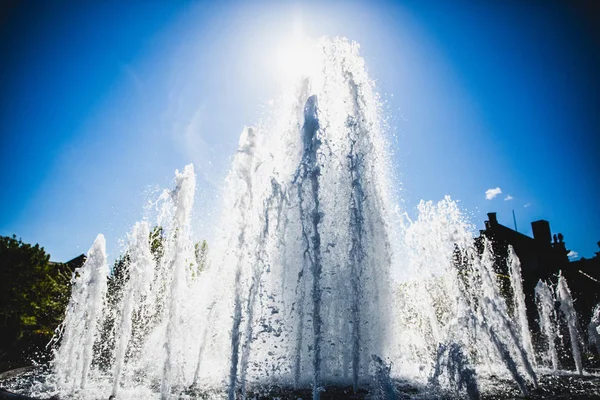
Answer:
xmin=275 ymin=39 xmax=315 ymax=83
xmin=271 ymin=11 xmax=318 ymax=85
xmin=277 ymin=40 xmax=312 ymax=81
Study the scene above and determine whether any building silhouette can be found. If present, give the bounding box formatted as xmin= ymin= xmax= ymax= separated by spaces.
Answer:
xmin=477 ymin=212 xmax=600 ymax=332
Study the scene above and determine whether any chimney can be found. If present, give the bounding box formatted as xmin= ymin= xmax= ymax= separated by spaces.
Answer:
xmin=531 ymin=220 xmax=551 ymax=243
xmin=487 ymin=212 xmax=498 ymax=227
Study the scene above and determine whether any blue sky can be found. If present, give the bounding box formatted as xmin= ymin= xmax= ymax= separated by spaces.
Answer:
xmin=0 ymin=0 xmax=598 ymax=262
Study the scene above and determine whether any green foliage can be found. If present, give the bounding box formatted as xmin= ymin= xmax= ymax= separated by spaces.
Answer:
xmin=108 ymin=253 xmax=131 ymax=304
xmin=105 ymin=226 xmax=166 ymax=308
xmin=0 ymin=229 xmax=209 ymax=372
xmin=150 ymin=226 xmax=165 ymax=263
xmin=195 ymin=240 xmax=208 ymax=275
xmin=0 ymin=235 xmax=72 ymax=368
xmin=96 ymin=253 xmax=132 ymax=371
xmin=95 ymin=225 xmax=171 ymax=371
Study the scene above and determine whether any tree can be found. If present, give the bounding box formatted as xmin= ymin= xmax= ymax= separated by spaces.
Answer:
xmin=195 ymin=240 xmax=208 ymax=275
xmin=0 ymin=235 xmax=72 ymax=370
xmin=93 ymin=252 xmax=132 ymax=371
xmin=96 ymin=225 xmax=167 ymax=370
xmin=150 ymin=226 xmax=165 ymax=263
xmin=94 ymin=228 xmax=208 ymax=370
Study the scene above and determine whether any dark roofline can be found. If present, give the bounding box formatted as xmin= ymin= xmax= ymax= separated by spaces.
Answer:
xmin=492 ymin=222 xmax=537 ymax=243
xmin=49 ymin=254 xmax=86 ymax=265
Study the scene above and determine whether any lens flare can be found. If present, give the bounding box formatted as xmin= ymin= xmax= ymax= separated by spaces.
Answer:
xmin=275 ymin=38 xmax=315 ymax=84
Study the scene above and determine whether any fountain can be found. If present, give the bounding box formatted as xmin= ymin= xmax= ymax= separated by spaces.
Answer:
xmin=589 ymin=304 xmax=600 ymax=358
xmin=556 ymin=273 xmax=583 ymax=375
xmin=1 ymin=37 xmax=599 ymax=400
xmin=507 ymin=246 xmax=535 ymax=368
xmin=111 ymin=222 xmax=156 ymax=399
xmin=535 ymin=280 xmax=559 ymax=371
xmin=53 ymin=234 xmax=108 ymax=393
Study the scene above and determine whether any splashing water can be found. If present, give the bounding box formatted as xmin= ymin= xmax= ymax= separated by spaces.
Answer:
xmin=206 ymin=38 xmax=395 ymax=396
xmin=111 ymin=222 xmax=156 ymax=398
xmin=535 ymin=280 xmax=559 ymax=371
xmin=430 ymin=342 xmax=480 ymax=400
xmin=398 ymin=198 xmax=537 ymax=396
xmin=5 ymin=37 xmax=591 ymax=400
xmin=54 ymin=234 xmax=108 ymax=394
xmin=589 ymin=304 xmax=600 ymax=357
xmin=556 ymin=273 xmax=583 ymax=375
xmin=507 ymin=246 xmax=536 ymax=368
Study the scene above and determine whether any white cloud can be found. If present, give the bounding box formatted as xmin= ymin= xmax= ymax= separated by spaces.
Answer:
xmin=485 ymin=187 xmax=502 ymax=200
xmin=524 ymin=203 xmax=531 ymax=208
xmin=568 ymin=250 xmax=579 ymax=260
xmin=504 ymin=195 xmax=513 ymax=201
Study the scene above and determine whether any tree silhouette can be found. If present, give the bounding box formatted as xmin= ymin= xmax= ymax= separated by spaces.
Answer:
xmin=0 ymin=235 xmax=72 ymax=370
